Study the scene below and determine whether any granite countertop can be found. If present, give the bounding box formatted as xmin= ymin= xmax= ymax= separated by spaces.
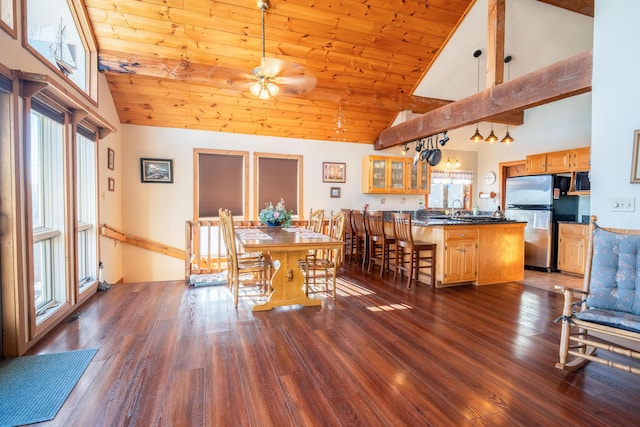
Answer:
xmin=412 ymin=216 xmax=526 ymax=226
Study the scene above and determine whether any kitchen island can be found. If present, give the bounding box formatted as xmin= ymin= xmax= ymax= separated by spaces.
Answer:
xmin=406 ymin=216 xmax=526 ymax=288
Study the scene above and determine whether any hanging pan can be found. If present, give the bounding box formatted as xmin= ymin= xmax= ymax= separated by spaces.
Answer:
xmin=427 ymin=137 xmax=442 ymax=166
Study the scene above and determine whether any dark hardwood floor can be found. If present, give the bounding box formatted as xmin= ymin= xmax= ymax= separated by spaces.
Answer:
xmin=28 ymin=267 xmax=639 ymax=426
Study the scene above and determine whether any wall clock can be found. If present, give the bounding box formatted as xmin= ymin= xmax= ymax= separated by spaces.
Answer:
xmin=484 ymin=171 xmax=497 ymax=185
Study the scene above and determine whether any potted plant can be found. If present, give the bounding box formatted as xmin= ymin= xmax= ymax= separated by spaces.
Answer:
xmin=258 ymin=198 xmax=293 ymax=227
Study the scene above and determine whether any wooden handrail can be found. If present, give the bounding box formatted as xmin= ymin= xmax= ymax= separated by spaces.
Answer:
xmin=100 ymin=224 xmax=185 ymax=260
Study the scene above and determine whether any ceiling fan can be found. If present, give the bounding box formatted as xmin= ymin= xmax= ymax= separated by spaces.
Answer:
xmin=246 ymin=0 xmax=316 ymax=100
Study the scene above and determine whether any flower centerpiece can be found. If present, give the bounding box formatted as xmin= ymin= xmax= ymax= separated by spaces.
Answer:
xmin=258 ymin=198 xmax=293 ymax=227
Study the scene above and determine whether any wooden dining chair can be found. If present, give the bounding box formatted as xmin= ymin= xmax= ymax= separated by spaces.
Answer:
xmin=219 ymin=209 xmax=273 ymax=308
xmin=391 ymin=212 xmax=436 ymax=288
xmin=365 ymin=210 xmax=396 ymax=277
xmin=298 ymin=211 xmax=346 ymax=299
xmin=308 ymin=208 xmax=325 ymax=233
xmin=350 ymin=210 xmax=368 ymax=268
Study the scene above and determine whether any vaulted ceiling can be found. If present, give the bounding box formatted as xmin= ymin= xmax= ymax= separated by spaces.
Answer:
xmin=86 ymin=0 xmax=593 ymax=145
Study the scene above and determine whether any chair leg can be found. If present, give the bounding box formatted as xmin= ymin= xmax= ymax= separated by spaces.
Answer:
xmin=407 ymin=251 xmax=414 ymax=288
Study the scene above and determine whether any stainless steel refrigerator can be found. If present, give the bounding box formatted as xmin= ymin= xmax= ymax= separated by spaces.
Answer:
xmin=504 ymin=175 xmax=578 ymax=271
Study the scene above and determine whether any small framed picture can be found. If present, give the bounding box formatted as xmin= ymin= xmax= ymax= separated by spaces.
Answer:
xmin=323 ymin=162 xmax=346 ymax=183
xmin=330 ymin=187 xmax=341 ymax=198
xmin=108 ymin=177 xmax=115 ymax=192
xmin=631 ymin=130 xmax=640 ymax=183
xmin=140 ymin=158 xmax=173 ymax=183
xmin=107 ymin=148 xmax=115 ymax=170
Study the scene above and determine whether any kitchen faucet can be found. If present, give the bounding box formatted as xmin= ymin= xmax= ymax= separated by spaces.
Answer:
xmin=451 ymin=199 xmax=463 ymax=216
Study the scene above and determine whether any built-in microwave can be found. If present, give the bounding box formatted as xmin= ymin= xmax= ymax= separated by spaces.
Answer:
xmin=575 ymin=171 xmax=591 ymax=191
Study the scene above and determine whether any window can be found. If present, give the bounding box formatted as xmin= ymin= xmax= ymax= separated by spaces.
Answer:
xmin=30 ymin=105 xmax=67 ymax=319
xmin=254 ymin=153 xmax=302 ymax=218
xmin=25 ymin=0 xmax=97 ymax=99
xmin=428 ymin=170 xmax=474 ymax=210
xmin=0 ymin=0 xmax=16 ymax=37
xmin=194 ymin=149 xmax=249 ymax=219
xmin=76 ymin=127 xmax=97 ymax=291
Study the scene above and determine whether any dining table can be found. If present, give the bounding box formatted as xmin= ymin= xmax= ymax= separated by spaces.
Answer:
xmin=235 ymin=226 xmax=344 ymax=311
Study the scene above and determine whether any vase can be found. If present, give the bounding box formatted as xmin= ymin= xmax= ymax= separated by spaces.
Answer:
xmin=267 ymin=221 xmax=281 ymax=227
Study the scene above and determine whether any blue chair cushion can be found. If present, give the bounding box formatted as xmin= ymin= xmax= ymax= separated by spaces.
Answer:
xmin=575 ymin=308 xmax=640 ymax=334
xmin=586 ymin=228 xmax=640 ymax=315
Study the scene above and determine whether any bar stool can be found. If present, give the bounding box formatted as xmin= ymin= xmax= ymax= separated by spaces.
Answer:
xmin=350 ymin=210 xmax=368 ymax=268
xmin=391 ymin=212 xmax=436 ymax=288
xmin=365 ymin=210 xmax=396 ymax=277
xmin=341 ymin=208 xmax=354 ymax=264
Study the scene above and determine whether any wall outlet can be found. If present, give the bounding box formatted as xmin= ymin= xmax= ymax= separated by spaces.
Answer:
xmin=611 ymin=198 xmax=635 ymax=212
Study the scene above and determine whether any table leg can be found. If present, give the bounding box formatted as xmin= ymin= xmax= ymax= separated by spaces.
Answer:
xmin=252 ymin=249 xmax=322 ymax=311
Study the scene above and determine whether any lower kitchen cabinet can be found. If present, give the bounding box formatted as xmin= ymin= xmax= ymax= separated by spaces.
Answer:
xmin=557 ymin=222 xmax=588 ymax=275
xmin=443 ymin=227 xmax=477 ymax=284
xmin=414 ymin=222 xmax=525 ymax=287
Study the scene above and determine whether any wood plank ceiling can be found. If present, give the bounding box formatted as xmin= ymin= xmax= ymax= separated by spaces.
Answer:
xmin=86 ymin=0 xmax=592 ymax=145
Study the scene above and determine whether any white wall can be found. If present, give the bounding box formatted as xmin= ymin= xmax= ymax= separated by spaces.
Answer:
xmin=434 ymin=93 xmax=592 ymax=213
xmin=120 ymin=125 xmax=429 ymax=282
xmin=590 ymin=0 xmax=640 ymax=229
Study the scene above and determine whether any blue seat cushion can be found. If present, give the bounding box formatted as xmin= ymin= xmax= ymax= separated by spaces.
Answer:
xmin=575 ymin=308 xmax=640 ymax=334
xmin=586 ymin=228 xmax=640 ymax=315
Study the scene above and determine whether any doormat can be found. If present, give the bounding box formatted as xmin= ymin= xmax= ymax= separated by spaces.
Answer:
xmin=0 ymin=348 xmax=97 ymax=426
xmin=190 ymin=271 xmax=228 ymax=287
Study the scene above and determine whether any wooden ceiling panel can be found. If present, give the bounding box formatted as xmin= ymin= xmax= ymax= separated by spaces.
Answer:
xmin=86 ymin=0 xmax=479 ymax=143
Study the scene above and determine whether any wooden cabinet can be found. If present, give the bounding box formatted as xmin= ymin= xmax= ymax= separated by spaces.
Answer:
xmin=569 ymin=147 xmax=590 ymax=171
xmin=526 ymin=150 xmax=571 ymax=174
xmin=414 ymin=222 xmax=525 ymax=287
xmin=525 ymin=153 xmax=547 ymax=174
xmin=443 ymin=227 xmax=478 ymax=284
xmin=545 ymin=150 xmax=571 ymax=173
xmin=557 ymin=223 xmax=588 ymax=275
xmin=362 ymin=156 xmax=428 ymax=194
xmin=408 ymin=160 xmax=430 ymax=193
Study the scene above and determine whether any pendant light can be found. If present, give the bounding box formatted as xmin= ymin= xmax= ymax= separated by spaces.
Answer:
xmin=469 ymin=49 xmax=484 ymax=142
xmin=501 ymin=55 xmax=515 ymax=144
xmin=485 ymin=123 xmax=498 ymax=143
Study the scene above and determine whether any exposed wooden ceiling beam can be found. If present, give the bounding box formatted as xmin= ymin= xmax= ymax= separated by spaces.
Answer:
xmin=537 ymin=0 xmax=594 ymax=17
xmin=374 ymin=50 xmax=592 ymax=150
xmin=486 ymin=0 xmax=506 ymax=88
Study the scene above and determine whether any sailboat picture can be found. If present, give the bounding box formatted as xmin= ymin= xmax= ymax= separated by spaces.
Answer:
xmin=49 ymin=18 xmax=76 ymax=76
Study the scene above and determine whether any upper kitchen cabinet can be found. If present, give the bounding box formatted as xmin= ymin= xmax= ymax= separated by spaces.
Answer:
xmin=569 ymin=147 xmax=590 ymax=171
xmin=525 ymin=153 xmax=547 ymax=174
xmin=408 ymin=160 xmax=430 ymax=193
xmin=362 ymin=155 xmax=427 ymax=194
xmin=525 ymin=147 xmax=590 ymax=175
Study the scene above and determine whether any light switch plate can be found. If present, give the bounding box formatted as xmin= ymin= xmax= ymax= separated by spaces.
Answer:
xmin=611 ymin=198 xmax=635 ymax=212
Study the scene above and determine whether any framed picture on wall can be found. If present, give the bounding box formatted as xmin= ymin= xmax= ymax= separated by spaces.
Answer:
xmin=631 ymin=130 xmax=640 ymax=183
xmin=140 ymin=158 xmax=174 ymax=183
xmin=322 ymin=162 xmax=346 ymax=183
xmin=330 ymin=187 xmax=341 ymax=198
xmin=107 ymin=148 xmax=115 ymax=170
xmin=108 ymin=177 xmax=115 ymax=192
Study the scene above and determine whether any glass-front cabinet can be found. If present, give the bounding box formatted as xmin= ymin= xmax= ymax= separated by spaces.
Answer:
xmin=368 ymin=156 xmax=387 ymax=192
xmin=362 ymin=155 xmax=428 ymax=194
xmin=389 ymin=158 xmax=407 ymax=193
xmin=409 ymin=160 xmax=429 ymax=193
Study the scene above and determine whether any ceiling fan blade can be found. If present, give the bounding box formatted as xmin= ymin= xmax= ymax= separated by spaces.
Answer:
xmin=260 ymin=57 xmax=287 ymax=76
xmin=277 ymin=75 xmax=317 ymax=94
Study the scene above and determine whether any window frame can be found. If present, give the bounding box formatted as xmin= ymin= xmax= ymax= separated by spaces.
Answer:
xmin=253 ymin=152 xmax=303 ymax=220
xmin=0 ymin=0 xmax=17 ymax=38
xmin=22 ymin=0 xmax=99 ymax=102
xmin=193 ymin=148 xmax=249 ymax=220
